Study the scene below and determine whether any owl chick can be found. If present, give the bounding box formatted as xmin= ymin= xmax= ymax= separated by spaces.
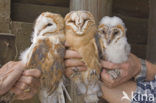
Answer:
xmin=98 ymin=16 xmax=131 ymax=79
xmin=20 ymin=12 xmax=69 ymax=103
xmin=65 ymin=11 xmax=102 ymax=103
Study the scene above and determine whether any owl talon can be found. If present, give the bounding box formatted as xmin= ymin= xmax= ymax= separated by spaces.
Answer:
xmin=108 ymin=69 xmax=120 ymax=80
xmin=90 ymin=70 xmax=96 ymax=75
xmin=70 ymin=67 xmax=80 ymax=78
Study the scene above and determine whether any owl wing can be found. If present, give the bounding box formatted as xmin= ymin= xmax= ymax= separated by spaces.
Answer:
xmin=94 ymin=34 xmax=105 ymax=60
xmin=27 ymin=38 xmax=65 ymax=95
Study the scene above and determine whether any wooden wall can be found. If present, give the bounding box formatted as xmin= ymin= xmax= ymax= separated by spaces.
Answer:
xmin=147 ymin=0 xmax=156 ymax=63
xmin=11 ymin=0 xmax=69 ymax=23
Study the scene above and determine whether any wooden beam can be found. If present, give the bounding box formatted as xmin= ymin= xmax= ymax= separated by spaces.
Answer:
xmin=0 ymin=0 xmax=11 ymax=33
xmin=12 ymin=0 xmax=70 ymax=7
xmin=70 ymin=0 xmax=113 ymax=23
xmin=147 ymin=0 xmax=156 ymax=63
xmin=11 ymin=3 xmax=69 ymax=23
xmin=11 ymin=21 xmax=33 ymax=59
xmin=113 ymin=0 xmax=149 ymax=19
xmin=131 ymin=44 xmax=146 ymax=59
xmin=0 ymin=34 xmax=16 ymax=65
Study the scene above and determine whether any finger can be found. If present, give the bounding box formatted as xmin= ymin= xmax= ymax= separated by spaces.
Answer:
xmin=23 ymin=69 xmax=41 ymax=78
xmin=3 ymin=61 xmax=25 ymax=90
xmin=1 ymin=61 xmax=16 ymax=69
xmin=65 ymin=42 xmax=70 ymax=47
xmin=100 ymin=61 xmax=119 ymax=69
xmin=65 ymin=50 xmax=82 ymax=59
xmin=18 ymin=76 xmax=36 ymax=86
xmin=65 ymin=59 xmax=85 ymax=67
xmin=14 ymin=82 xmax=29 ymax=90
xmin=78 ymin=66 xmax=87 ymax=71
xmin=65 ymin=67 xmax=73 ymax=78
xmin=65 ymin=66 xmax=87 ymax=78
xmin=11 ymin=86 xmax=37 ymax=100
xmin=101 ymin=69 xmax=114 ymax=84
xmin=10 ymin=87 xmax=23 ymax=96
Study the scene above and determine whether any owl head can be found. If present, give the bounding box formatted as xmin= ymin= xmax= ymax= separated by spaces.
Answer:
xmin=64 ymin=10 xmax=96 ymax=35
xmin=98 ymin=16 xmax=126 ymax=45
xmin=32 ymin=12 xmax=64 ymax=42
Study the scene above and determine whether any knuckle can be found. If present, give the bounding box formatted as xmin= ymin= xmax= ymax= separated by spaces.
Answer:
xmin=65 ymin=60 xmax=70 ymax=66
xmin=16 ymin=90 xmax=22 ymax=95
xmin=21 ymin=83 xmax=27 ymax=90
xmin=110 ymin=80 xmax=115 ymax=84
xmin=125 ymin=63 xmax=129 ymax=69
xmin=122 ymin=71 xmax=128 ymax=77
xmin=27 ymin=77 xmax=33 ymax=84
xmin=33 ymin=89 xmax=38 ymax=94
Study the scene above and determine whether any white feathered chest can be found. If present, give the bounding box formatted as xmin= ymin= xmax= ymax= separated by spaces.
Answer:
xmin=105 ymin=37 xmax=130 ymax=64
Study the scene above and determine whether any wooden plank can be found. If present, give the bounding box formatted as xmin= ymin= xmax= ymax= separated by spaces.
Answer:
xmin=0 ymin=0 xmax=10 ymax=33
xmin=114 ymin=15 xmax=148 ymax=45
xmin=12 ymin=0 xmax=70 ymax=7
xmin=11 ymin=3 xmax=69 ymax=23
xmin=113 ymin=0 xmax=149 ymax=19
xmin=146 ymin=0 xmax=156 ymax=63
xmin=11 ymin=21 xmax=33 ymax=59
xmin=0 ymin=34 xmax=16 ymax=65
xmin=131 ymin=44 xmax=146 ymax=59
xmin=70 ymin=0 xmax=113 ymax=23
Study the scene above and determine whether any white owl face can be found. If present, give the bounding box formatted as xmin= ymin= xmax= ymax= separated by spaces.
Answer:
xmin=65 ymin=11 xmax=95 ymax=35
xmin=33 ymin=12 xmax=64 ymax=38
xmin=98 ymin=16 xmax=126 ymax=45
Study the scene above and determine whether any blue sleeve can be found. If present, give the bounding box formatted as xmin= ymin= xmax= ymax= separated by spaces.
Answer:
xmin=131 ymin=76 xmax=156 ymax=103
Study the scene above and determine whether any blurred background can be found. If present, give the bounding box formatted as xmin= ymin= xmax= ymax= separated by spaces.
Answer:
xmin=0 ymin=0 xmax=155 ymax=103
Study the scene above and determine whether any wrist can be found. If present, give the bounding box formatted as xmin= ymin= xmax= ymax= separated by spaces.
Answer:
xmin=146 ymin=61 xmax=156 ymax=81
xmin=131 ymin=54 xmax=141 ymax=78
xmin=134 ymin=59 xmax=147 ymax=82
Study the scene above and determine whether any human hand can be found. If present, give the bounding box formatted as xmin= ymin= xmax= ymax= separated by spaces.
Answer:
xmin=0 ymin=61 xmax=25 ymax=95
xmin=64 ymin=42 xmax=87 ymax=78
xmin=11 ymin=69 xmax=41 ymax=100
xmin=101 ymin=54 xmax=141 ymax=88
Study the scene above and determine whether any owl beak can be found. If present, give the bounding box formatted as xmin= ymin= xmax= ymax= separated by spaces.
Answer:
xmin=107 ymin=40 xmax=111 ymax=44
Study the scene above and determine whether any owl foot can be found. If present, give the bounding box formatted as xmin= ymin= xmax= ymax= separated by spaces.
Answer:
xmin=88 ymin=70 xmax=99 ymax=82
xmin=70 ymin=67 xmax=80 ymax=78
xmin=90 ymin=70 xmax=97 ymax=75
xmin=107 ymin=69 xmax=120 ymax=79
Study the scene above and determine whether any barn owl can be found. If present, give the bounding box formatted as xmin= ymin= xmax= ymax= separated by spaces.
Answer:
xmin=98 ymin=16 xmax=131 ymax=79
xmin=65 ymin=11 xmax=102 ymax=103
xmin=21 ymin=12 xmax=71 ymax=103
xmin=0 ymin=12 xmax=70 ymax=103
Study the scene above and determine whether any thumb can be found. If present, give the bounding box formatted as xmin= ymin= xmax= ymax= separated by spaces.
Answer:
xmin=4 ymin=61 xmax=25 ymax=90
xmin=101 ymin=61 xmax=119 ymax=69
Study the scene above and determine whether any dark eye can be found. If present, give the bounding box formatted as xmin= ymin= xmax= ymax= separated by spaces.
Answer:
xmin=84 ymin=19 xmax=89 ymax=22
xmin=47 ymin=23 xmax=53 ymax=26
xmin=102 ymin=30 xmax=106 ymax=34
xmin=69 ymin=20 xmax=75 ymax=23
xmin=113 ymin=30 xmax=119 ymax=35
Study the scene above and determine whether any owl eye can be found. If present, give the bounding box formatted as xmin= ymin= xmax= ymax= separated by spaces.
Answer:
xmin=84 ymin=19 xmax=89 ymax=22
xmin=102 ymin=30 xmax=106 ymax=34
xmin=113 ymin=30 xmax=119 ymax=35
xmin=68 ymin=20 xmax=75 ymax=23
xmin=47 ymin=23 xmax=53 ymax=27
